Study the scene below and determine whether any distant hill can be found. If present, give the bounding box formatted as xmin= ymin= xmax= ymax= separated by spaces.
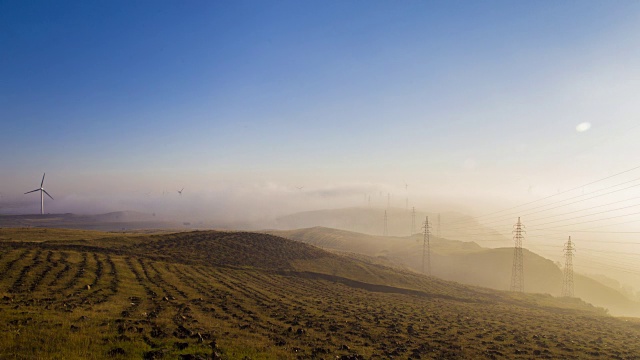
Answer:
xmin=276 ymin=207 xmax=509 ymax=242
xmin=272 ymin=226 xmax=640 ymax=317
xmin=0 ymin=212 xmax=183 ymax=231
xmin=85 ymin=210 xmax=158 ymax=222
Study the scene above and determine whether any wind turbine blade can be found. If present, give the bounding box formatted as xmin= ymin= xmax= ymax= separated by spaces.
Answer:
xmin=25 ymin=189 xmax=40 ymax=194
xmin=43 ymin=189 xmax=54 ymax=200
xmin=41 ymin=173 xmax=46 ymax=187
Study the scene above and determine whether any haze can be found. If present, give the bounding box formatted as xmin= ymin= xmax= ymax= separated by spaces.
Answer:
xmin=2 ymin=2 xmax=640 ymax=303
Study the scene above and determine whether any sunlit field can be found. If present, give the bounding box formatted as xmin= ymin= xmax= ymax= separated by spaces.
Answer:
xmin=1 ymin=228 xmax=638 ymax=359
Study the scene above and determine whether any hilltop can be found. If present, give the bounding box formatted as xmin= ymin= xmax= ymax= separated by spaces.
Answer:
xmin=1 ymin=227 xmax=639 ymax=359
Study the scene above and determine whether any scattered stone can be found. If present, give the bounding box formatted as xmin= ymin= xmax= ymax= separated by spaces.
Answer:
xmin=193 ymin=332 xmax=204 ymax=343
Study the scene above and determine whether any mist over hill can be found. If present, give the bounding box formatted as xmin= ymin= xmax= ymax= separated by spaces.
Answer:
xmin=276 ymin=207 xmax=508 ymax=241
xmin=2 ymin=207 xmax=638 ymax=316
xmin=271 ymin=226 xmax=640 ymax=317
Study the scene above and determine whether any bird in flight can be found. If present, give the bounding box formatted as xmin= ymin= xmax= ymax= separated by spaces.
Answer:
xmin=177 ymin=188 xmax=184 ymax=195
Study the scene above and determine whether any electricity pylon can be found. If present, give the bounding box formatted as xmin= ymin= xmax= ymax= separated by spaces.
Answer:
xmin=562 ymin=236 xmax=575 ymax=297
xmin=510 ymin=217 xmax=525 ymax=292
xmin=383 ymin=210 xmax=388 ymax=236
xmin=411 ymin=207 xmax=416 ymax=236
xmin=422 ymin=216 xmax=431 ymax=275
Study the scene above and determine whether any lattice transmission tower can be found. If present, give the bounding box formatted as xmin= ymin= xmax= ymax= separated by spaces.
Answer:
xmin=562 ymin=236 xmax=575 ymax=297
xmin=383 ymin=210 xmax=388 ymax=237
xmin=510 ymin=217 xmax=525 ymax=292
xmin=421 ymin=216 xmax=432 ymax=275
xmin=411 ymin=207 xmax=416 ymax=236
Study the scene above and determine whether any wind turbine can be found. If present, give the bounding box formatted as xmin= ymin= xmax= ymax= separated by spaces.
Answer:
xmin=24 ymin=173 xmax=53 ymax=215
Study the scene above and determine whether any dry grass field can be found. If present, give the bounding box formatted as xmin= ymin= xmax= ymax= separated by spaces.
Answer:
xmin=0 ymin=228 xmax=639 ymax=359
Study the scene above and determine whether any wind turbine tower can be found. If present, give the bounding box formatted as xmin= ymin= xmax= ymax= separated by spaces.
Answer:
xmin=24 ymin=173 xmax=54 ymax=215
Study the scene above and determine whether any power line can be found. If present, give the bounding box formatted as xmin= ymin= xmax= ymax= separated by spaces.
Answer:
xmin=524 ymin=235 xmax=640 ymax=245
xmin=446 ymin=179 xmax=640 ymax=231
xmin=526 ymin=196 xmax=640 ymax=223
xmin=530 ymin=210 xmax=640 ymax=231
xmin=455 ymin=164 xmax=640 ymax=223
xmin=528 ymin=244 xmax=640 ymax=257
xmin=574 ymin=256 xmax=640 ymax=274
xmin=528 ymin=203 xmax=640 ymax=227
xmin=579 ymin=218 xmax=640 ymax=231
xmin=528 ymin=229 xmax=640 ymax=234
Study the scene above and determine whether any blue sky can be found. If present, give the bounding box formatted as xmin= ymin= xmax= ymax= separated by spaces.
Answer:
xmin=2 ymin=1 xmax=640 ymax=216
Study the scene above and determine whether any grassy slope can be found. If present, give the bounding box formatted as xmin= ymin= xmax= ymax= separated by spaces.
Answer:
xmin=0 ymin=228 xmax=638 ymax=359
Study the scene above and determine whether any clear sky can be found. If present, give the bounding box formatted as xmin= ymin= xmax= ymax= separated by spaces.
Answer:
xmin=2 ymin=1 xmax=640 ymax=219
